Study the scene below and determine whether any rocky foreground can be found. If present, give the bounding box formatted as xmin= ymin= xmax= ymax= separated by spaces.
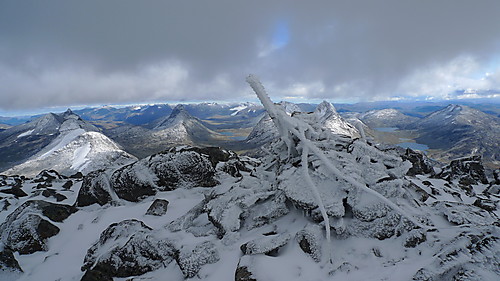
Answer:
xmin=1 ymin=111 xmax=499 ymax=281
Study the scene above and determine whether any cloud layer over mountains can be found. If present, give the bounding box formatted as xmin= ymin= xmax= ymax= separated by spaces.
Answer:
xmin=1 ymin=0 xmax=500 ymax=112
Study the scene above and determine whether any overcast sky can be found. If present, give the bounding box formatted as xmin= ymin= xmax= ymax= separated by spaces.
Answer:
xmin=1 ymin=0 xmax=500 ymax=114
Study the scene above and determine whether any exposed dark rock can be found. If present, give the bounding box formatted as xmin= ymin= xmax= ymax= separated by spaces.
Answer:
xmin=176 ymin=241 xmax=219 ymax=278
xmin=70 ymin=172 xmax=84 ymax=179
xmin=111 ymin=147 xmax=220 ymax=202
xmin=41 ymin=188 xmax=67 ymax=202
xmin=235 ymin=256 xmax=257 ymax=281
xmin=62 ymin=180 xmax=73 ymax=189
xmin=145 ymin=199 xmax=169 ymax=216
xmin=1 ymin=213 xmax=60 ymax=255
xmin=80 ymin=269 xmax=113 ymax=281
xmin=405 ymin=182 xmax=430 ymax=202
xmin=180 ymin=146 xmax=233 ymax=167
xmin=0 ymin=200 xmax=76 ymax=254
xmin=0 ymin=246 xmax=23 ymax=273
xmin=110 ymin=164 xmax=157 ymax=202
xmin=493 ymin=169 xmax=500 ymax=184
xmin=473 ymin=198 xmax=496 ymax=212
xmin=436 ymin=156 xmax=488 ymax=185
xmin=82 ymin=219 xmax=177 ymax=278
xmin=32 ymin=170 xmax=63 ymax=183
xmin=75 ymin=170 xmax=112 ymax=207
xmin=402 ymin=148 xmax=434 ymax=176
xmin=0 ymin=187 xmax=27 ymax=198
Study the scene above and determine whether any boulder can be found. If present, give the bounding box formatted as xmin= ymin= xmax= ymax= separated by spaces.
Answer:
xmin=145 ymin=199 xmax=169 ymax=216
xmin=110 ymin=147 xmax=220 ymax=202
xmin=296 ymin=225 xmax=323 ymax=262
xmin=402 ymin=148 xmax=434 ymax=176
xmin=0 ymin=200 xmax=76 ymax=254
xmin=82 ymin=219 xmax=177 ymax=279
xmin=176 ymin=241 xmax=219 ymax=278
xmin=75 ymin=170 xmax=112 ymax=207
xmin=240 ymin=233 xmax=291 ymax=256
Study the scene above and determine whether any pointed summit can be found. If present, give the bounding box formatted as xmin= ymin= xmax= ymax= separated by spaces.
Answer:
xmin=314 ymin=101 xmax=338 ymax=121
xmin=313 ymin=101 xmax=359 ymax=138
xmin=154 ymin=104 xmax=192 ymax=130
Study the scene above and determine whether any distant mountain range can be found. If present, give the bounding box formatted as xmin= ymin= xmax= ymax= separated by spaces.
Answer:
xmin=0 ymin=110 xmax=136 ymax=176
xmin=1 ymin=100 xmax=498 ymax=173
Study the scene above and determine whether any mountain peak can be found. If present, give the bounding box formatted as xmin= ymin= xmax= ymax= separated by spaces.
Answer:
xmin=315 ymin=101 xmax=337 ymax=117
xmin=154 ymin=104 xmax=195 ymax=130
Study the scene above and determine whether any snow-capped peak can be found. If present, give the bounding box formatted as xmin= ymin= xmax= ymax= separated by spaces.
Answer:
xmin=314 ymin=100 xmax=338 ymax=120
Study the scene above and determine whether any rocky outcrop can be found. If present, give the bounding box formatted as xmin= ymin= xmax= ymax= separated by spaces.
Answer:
xmin=0 ymin=200 xmax=76 ymax=254
xmin=436 ymin=156 xmax=488 ymax=185
xmin=81 ymin=219 xmax=177 ymax=280
xmin=402 ymin=148 xmax=434 ymax=176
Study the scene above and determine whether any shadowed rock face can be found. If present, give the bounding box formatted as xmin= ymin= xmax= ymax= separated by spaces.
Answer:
xmin=436 ymin=156 xmax=488 ymax=185
xmin=75 ymin=170 xmax=112 ymax=207
xmin=402 ymin=148 xmax=434 ymax=176
xmin=0 ymin=200 xmax=76 ymax=254
xmin=106 ymin=146 xmax=227 ymax=202
xmin=81 ymin=219 xmax=178 ymax=280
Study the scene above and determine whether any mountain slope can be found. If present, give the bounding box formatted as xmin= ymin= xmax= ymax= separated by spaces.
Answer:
xmin=408 ymin=104 xmax=500 ymax=164
xmin=359 ymin=108 xmax=419 ymax=128
xmin=1 ymin=110 xmax=136 ymax=176
xmin=153 ymin=104 xmax=223 ymax=144
xmin=314 ymin=101 xmax=360 ymax=137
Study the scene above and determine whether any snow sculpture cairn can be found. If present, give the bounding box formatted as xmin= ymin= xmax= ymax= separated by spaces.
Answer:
xmin=246 ymin=75 xmax=427 ymax=263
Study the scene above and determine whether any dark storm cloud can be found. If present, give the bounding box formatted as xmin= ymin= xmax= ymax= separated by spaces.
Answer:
xmin=1 ymin=0 xmax=500 ymax=111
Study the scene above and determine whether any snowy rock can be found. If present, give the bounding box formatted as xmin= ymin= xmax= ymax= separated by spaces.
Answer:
xmin=433 ymin=201 xmax=497 ymax=225
xmin=145 ymin=198 xmax=169 ymax=216
xmin=436 ymin=155 xmax=488 ymax=185
xmin=403 ymin=229 xmax=427 ymax=248
xmin=176 ymin=241 xmax=219 ymax=278
xmin=401 ymin=148 xmax=434 ymax=176
xmin=235 ymin=256 xmax=257 ymax=281
xmin=240 ymin=232 xmax=291 ymax=256
xmin=296 ymin=225 xmax=323 ymax=262
xmin=0 ymin=200 xmax=76 ymax=254
xmin=82 ymin=219 xmax=177 ymax=279
xmin=413 ymin=228 xmax=500 ymax=281
xmin=0 ymin=246 xmax=23 ymax=274
xmin=110 ymin=147 xmax=220 ymax=202
xmin=75 ymin=170 xmax=112 ymax=207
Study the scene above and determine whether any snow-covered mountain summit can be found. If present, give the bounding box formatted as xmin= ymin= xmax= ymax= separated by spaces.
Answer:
xmin=359 ymin=108 xmax=419 ymax=128
xmin=1 ymin=110 xmax=136 ymax=177
xmin=314 ymin=101 xmax=360 ymax=137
